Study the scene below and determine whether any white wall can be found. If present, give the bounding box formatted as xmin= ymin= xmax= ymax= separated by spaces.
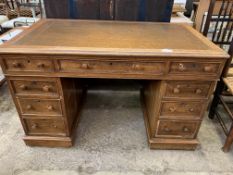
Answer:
xmin=174 ymin=0 xmax=187 ymax=3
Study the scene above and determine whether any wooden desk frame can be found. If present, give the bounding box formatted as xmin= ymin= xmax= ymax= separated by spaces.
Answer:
xmin=0 ymin=19 xmax=229 ymax=150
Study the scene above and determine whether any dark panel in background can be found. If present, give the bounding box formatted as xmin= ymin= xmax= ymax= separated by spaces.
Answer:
xmin=145 ymin=0 xmax=174 ymax=22
xmin=114 ymin=0 xmax=140 ymax=21
xmin=44 ymin=0 xmax=70 ymax=18
xmin=100 ymin=0 xmax=113 ymax=20
xmin=76 ymin=0 xmax=100 ymax=19
xmin=44 ymin=0 xmax=174 ymax=22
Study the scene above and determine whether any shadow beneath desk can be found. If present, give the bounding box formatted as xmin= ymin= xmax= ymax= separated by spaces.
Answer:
xmin=74 ymin=80 xmax=147 ymax=151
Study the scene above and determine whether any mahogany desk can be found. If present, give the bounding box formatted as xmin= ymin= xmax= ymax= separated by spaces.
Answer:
xmin=0 ymin=19 xmax=229 ymax=150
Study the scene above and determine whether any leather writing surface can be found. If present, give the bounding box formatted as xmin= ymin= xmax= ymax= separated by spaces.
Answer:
xmin=13 ymin=21 xmax=210 ymax=50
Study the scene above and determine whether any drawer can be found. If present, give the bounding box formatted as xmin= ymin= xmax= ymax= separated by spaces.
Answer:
xmin=163 ymin=81 xmax=213 ymax=99
xmin=160 ymin=101 xmax=205 ymax=119
xmin=169 ymin=61 xmax=221 ymax=76
xmin=10 ymin=78 xmax=60 ymax=98
xmin=17 ymin=98 xmax=62 ymax=116
xmin=156 ymin=120 xmax=200 ymax=138
xmin=2 ymin=56 xmax=54 ymax=72
xmin=24 ymin=118 xmax=66 ymax=136
xmin=58 ymin=60 xmax=166 ymax=75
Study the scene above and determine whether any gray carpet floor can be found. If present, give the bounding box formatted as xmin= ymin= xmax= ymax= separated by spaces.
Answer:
xmin=0 ymin=82 xmax=233 ymax=175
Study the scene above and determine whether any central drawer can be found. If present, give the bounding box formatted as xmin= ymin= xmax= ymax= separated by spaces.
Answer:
xmin=17 ymin=98 xmax=63 ymax=116
xmin=58 ymin=60 xmax=166 ymax=75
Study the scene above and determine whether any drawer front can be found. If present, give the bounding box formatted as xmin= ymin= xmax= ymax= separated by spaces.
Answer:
xmin=10 ymin=79 xmax=59 ymax=98
xmin=156 ymin=120 xmax=200 ymax=138
xmin=160 ymin=101 xmax=205 ymax=119
xmin=24 ymin=119 xmax=66 ymax=136
xmin=2 ymin=57 xmax=54 ymax=72
xmin=164 ymin=81 xmax=213 ymax=99
xmin=17 ymin=98 xmax=62 ymax=116
xmin=169 ymin=61 xmax=221 ymax=76
xmin=58 ymin=60 xmax=166 ymax=75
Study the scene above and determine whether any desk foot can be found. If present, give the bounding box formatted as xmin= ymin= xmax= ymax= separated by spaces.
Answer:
xmin=148 ymin=138 xmax=198 ymax=150
xmin=23 ymin=136 xmax=73 ymax=148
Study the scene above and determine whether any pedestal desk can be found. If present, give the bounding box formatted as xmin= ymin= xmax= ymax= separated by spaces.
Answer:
xmin=0 ymin=19 xmax=229 ymax=150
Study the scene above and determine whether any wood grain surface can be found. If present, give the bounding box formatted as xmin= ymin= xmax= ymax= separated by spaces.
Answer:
xmin=0 ymin=19 xmax=229 ymax=149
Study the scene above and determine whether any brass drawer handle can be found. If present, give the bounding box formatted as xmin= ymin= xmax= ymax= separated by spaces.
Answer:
xmin=195 ymin=89 xmax=202 ymax=94
xmin=12 ymin=62 xmax=21 ymax=68
xmin=178 ymin=63 xmax=186 ymax=71
xmin=52 ymin=124 xmax=57 ymax=128
xmin=204 ymin=66 xmax=213 ymax=72
xmin=81 ymin=63 xmax=89 ymax=69
xmin=173 ymin=88 xmax=180 ymax=94
xmin=169 ymin=107 xmax=176 ymax=112
xmin=132 ymin=64 xmax=144 ymax=71
xmin=47 ymin=105 xmax=54 ymax=111
xmin=31 ymin=123 xmax=38 ymax=129
xmin=26 ymin=105 xmax=32 ymax=110
xmin=37 ymin=63 xmax=45 ymax=68
xmin=42 ymin=85 xmax=50 ymax=92
xmin=183 ymin=127 xmax=190 ymax=132
xmin=164 ymin=127 xmax=171 ymax=132
xmin=189 ymin=108 xmax=194 ymax=112
xmin=20 ymin=84 xmax=27 ymax=90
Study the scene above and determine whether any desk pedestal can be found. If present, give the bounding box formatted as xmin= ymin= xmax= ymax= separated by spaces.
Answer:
xmin=7 ymin=77 xmax=84 ymax=147
xmin=142 ymin=81 xmax=215 ymax=150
